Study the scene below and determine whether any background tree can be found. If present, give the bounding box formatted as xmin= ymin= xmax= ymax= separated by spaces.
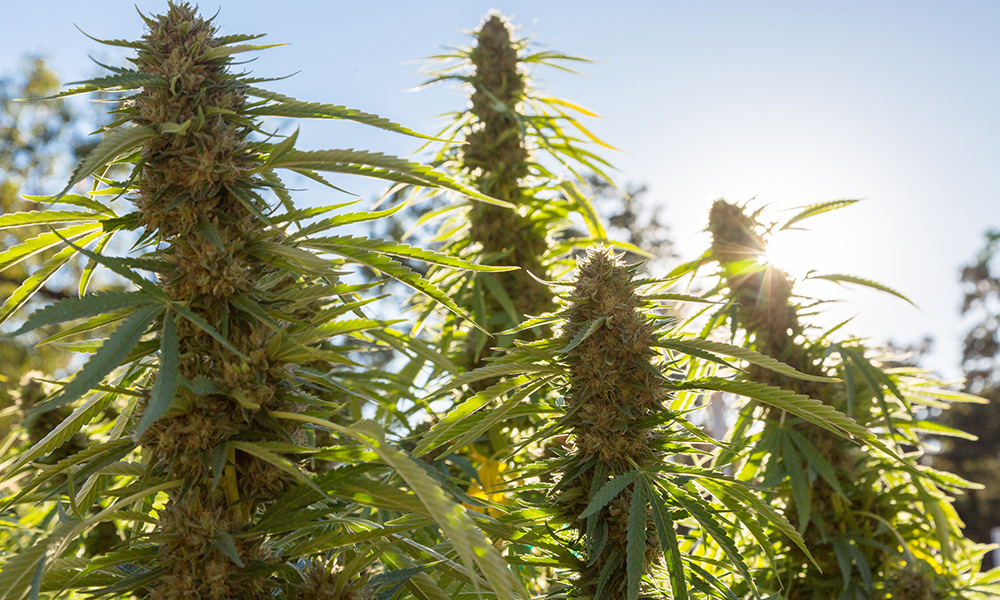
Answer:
xmin=935 ymin=230 xmax=1000 ymax=568
xmin=0 ymin=64 xmax=124 ymax=569
xmin=0 ymin=58 xmax=106 ymax=427
xmin=587 ymin=175 xmax=674 ymax=275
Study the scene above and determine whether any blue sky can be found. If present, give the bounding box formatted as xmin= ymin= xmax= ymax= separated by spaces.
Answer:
xmin=4 ymin=1 xmax=999 ymax=379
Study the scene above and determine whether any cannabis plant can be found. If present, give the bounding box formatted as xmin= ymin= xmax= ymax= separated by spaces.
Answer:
xmin=0 ymin=4 xmax=529 ymax=599
xmin=695 ymin=199 xmax=1000 ymax=599
xmin=383 ymin=13 xmax=621 ymax=524
xmin=402 ymin=14 xmax=617 ymax=367
xmin=414 ymin=243 xmax=888 ymax=599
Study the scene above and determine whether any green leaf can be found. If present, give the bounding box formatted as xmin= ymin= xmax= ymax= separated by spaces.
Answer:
xmin=684 ymin=561 xmax=741 ymax=600
xmin=657 ymin=337 xmax=839 ymax=383
xmin=626 ymin=479 xmax=647 ymax=600
xmin=45 ymin=71 xmax=164 ymax=99
xmin=230 ymin=441 xmax=337 ymax=507
xmin=557 ymin=180 xmax=606 ymax=239
xmin=370 ymin=330 xmax=459 ymax=376
xmin=481 ymin=272 xmax=520 ymax=323
xmin=135 ymin=311 xmax=179 ymax=438
xmin=680 ymin=377 xmax=871 ymax=442
xmin=323 ymin=479 xmax=428 ymax=516
xmin=245 ymin=89 xmax=449 ymax=141
xmin=580 ymin=471 xmax=639 ymax=519
xmin=380 ymin=555 xmax=450 ymax=600
xmin=265 ymin=149 xmax=511 ymax=208
xmin=807 ymin=273 xmax=914 ymax=306
xmin=780 ymin=199 xmax=860 ymax=230
xmin=413 ymin=377 xmax=541 ymax=457
xmin=0 ymin=230 xmax=105 ymax=326
xmin=641 ymin=292 xmax=722 ymax=304
xmin=780 ymin=433 xmax=812 ymax=531
xmin=662 ymin=480 xmax=758 ymax=597
xmin=907 ymin=419 xmax=978 ymax=440
xmin=559 ymin=317 xmax=607 ymax=354
xmin=157 ymin=119 xmax=191 ymax=135
xmin=9 ymin=291 xmax=153 ymax=337
xmin=271 ymin=199 xmax=361 ymax=224
xmin=0 ymin=223 xmax=102 ymax=274
xmin=304 ymin=235 xmax=517 ymax=272
xmin=0 ymin=524 xmax=68 ymax=600
xmin=831 ymin=539 xmax=854 ymax=590
xmin=210 ymin=532 xmax=244 ymax=568
xmin=910 ymin=386 xmax=988 ymax=405
xmin=440 ymin=380 xmax=547 ymax=456
xmin=593 ymin=549 xmax=622 ymax=600
xmin=848 ymin=543 xmax=873 ymax=592
xmin=73 ymin=27 xmax=145 ymax=49
xmin=303 ymin=239 xmax=486 ymax=334
xmin=0 ymin=480 xmax=179 ymax=600
xmin=37 ymin=309 xmax=128 ymax=348
xmin=290 ymin=522 xmax=428 ymax=559
xmin=46 ymin=193 xmax=116 ymax=215
xmin=49 ymin=234 xmax=165 ymax=299
xmin=348 ymin=421 xmax=527 ymax=600
xmin=701 ymin=479 xmax=817 ymax=570
xmin=79 ymin=233 xmax=116 ymax=296
xmin=498 ymin=313 xmax=563 ymax=335
xmin=428 ymin=362 xmax=559 ymax=399
xmin=0 ymin=210 xmax=101 ymax=230
xmin=264 ymin=128 xmax=300 ymax=167
xmin=33 ymin=304 xmax=161 ymax=415
xmin=167 ymin=302 xmax=249 ymax=362
xmin=2 ymin=408 xmax=126 ymax=481
xmin=784 ymin=428 xmax=848 ymax=500
xmin=60 ymin=126 xmax=159 ymax=198
xmin=646 ymin=480 xmax=688 ymax=600
xmin=253 ymin=241 xmax=333 ymax=276
xmin=204 ymin=43 xmax=287 ymax=60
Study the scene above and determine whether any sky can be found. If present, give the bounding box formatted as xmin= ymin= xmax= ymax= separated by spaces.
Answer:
xmin=2 ymin=1 xmax=999 ymax=380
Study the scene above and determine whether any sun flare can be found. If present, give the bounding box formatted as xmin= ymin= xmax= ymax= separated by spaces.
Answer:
xmin=760 ymin=230 xmax=814 ymax=280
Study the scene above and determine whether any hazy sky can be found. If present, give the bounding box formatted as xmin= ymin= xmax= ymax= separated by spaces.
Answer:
xmin=3 ymin=1 xmax=998 ymax=379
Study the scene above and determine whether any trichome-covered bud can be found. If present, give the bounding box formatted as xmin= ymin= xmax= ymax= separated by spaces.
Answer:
xmin=707 ymin=199 xmax=798 ymax=369
xmin=463 ymin=14 xmax=552 ymax=324
xmin=465 ymin=14 xmax=529 ymax=189
xmin=293 ymin=559 xmax=372 ymax=600
xmin=557 ymin=245 xmax=662 ymax=598
xmin=126 ymin=4 xmax=287 ymax=597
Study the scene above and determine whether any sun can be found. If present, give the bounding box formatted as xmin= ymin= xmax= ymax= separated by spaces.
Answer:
xmin=759 ymin=229 xmax=815 ymax=280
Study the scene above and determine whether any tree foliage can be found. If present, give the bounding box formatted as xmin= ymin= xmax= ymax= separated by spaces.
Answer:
xmin=935 ymin=230 xmax=1000 ymax=568
xmin=0 ymin=58 xmax=107 ymax=428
